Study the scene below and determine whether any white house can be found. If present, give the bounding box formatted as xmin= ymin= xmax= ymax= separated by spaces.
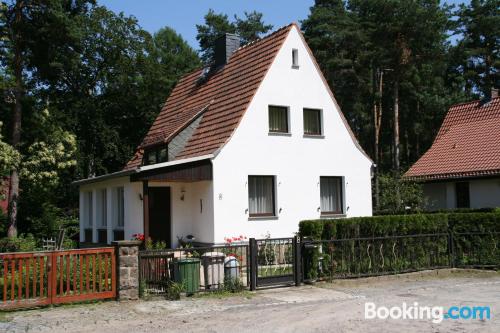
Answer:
xmin=74 ymin=23 xmax=373 ymax=247
xmin=404 ymin=90 xmax=500 ymax=210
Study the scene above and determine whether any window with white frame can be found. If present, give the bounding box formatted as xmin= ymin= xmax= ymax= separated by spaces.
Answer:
xmin=248 ymin=176 xmax=276 ymax=217
xmin=320 ymin=177 xmax=344 ymax=215
xmin=303 ymin=108 xmax=322 ymax=135
xmin=292 ymin=48 xmax=299 ymax=68
xmin=113 ymin=187 xmax=125 ymax=241
xmin=85 ymin=191 xmax=93 ymax=228
xmin=268 ymin=105 xmax=289 ymax=133
xmin=98 ymin=189 xmax=107 ymax=228
xmin=84 ymin=191 xmax=93 ymax=242
xmin=115 ymin=187 xmax=124 ymax=228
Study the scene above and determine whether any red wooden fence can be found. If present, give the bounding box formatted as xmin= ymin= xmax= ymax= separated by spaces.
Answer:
xmin=0 ymin=247 xmax=116 ymax=310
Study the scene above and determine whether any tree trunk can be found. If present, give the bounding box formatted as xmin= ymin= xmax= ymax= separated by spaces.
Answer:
xmin=373 ymin=68 xmax=383 ymax=210
xmin=7 ymin=1 xmax=23 ymax=238
xmin=393 ymin=79 xmax=400 ymax=172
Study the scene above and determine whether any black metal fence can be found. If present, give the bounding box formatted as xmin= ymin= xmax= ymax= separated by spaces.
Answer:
xmin=302 ymin=231 xmax=500 ymax=281
xmin=139 ymin=244 xmax=249 ymax=297
xmin=138 ymin=232 xmax=499 ymax=297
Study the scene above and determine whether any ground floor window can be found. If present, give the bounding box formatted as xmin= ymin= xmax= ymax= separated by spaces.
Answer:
xmin=113 ymin=187 xmax=125 ymax=241
xmin=455 ymin=182 xmax=470 ymax=208
xmin=320 ymin=176 xmax=344 ymax=215
xmin=248 ymin=176 xmax=276 ymax=217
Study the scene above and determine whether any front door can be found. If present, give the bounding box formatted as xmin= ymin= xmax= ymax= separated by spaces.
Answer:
xmin=148 ymin=187 xmax=171 ymax=246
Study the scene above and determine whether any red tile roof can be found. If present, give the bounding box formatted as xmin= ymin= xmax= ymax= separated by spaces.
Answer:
xmin=404 ymin=97 xmax=500 ymax=181
xmin=124 ymin=23 xmax=370 ymax=171
xmin=124 ymin=24 xmax=293 ymax=170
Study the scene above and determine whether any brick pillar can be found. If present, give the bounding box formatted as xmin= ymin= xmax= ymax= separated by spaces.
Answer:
xmin=112 ymin=240 xmax=142 ymax=300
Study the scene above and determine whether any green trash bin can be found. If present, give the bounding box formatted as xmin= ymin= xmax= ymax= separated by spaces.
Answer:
xmin=175 ymin=258 xmax=200 ymax=294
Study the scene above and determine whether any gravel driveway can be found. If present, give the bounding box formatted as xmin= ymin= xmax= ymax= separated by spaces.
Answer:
xmin=1 ymin=269 xmax=499 ymax=333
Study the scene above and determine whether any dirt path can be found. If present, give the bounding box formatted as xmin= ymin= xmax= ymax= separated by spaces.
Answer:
xmin=1 ymin=269 xmax=499 ymax=333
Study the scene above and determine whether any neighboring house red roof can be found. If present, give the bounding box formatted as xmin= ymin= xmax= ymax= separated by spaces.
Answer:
xmin=124 ymin=25 xmax=293 ymax=171
xmin=404 ymin=97 xmax=500 ymax=181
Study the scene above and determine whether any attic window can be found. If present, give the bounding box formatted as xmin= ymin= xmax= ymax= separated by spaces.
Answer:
xmin=292 ymin=49 xmax=299 ymax=68
xmin=143 ymin=145 xmax=168 ymax=166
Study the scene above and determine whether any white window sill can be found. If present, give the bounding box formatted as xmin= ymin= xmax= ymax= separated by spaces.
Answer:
xmin=320 ymin=213 xmax=346 ymax=219
xmin=248 ymin=215 xmax=279 ymax=221
xmin=268 ymin=132 xmax=291 ymax=137
xmin=303 ymin=134 xmax=324 ymax=139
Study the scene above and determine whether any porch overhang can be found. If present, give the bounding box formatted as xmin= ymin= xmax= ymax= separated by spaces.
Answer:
xmin=130 ymin=156 xmax=213 ymax=182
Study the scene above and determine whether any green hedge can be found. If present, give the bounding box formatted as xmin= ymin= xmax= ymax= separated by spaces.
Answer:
xmin=299 ymin=212 xmax=500 ymax=240
xmin=299 ymin=212 xmax=500 ymax=280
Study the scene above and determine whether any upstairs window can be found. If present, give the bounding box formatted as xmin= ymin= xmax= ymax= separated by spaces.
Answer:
xmin=303 ymin=108 xmax=322 ymax=135
xmin=292 ymin=48 xmax=299 ymax=68
xmin=456 ymin=182 xmax=470 ymax=208
xmin=320 ymin=177 xmax=344 ymax=215
xmin=248 ymin=176 xmax=276 ymax=217
xmin=143 ymin=145 xmax=168 ymax=165
xmin=269 ymin=105 xmax=289 ymax=133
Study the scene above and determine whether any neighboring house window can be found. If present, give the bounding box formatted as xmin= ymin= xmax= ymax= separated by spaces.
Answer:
xmin=303 ymin=108 xmax=322 ymax=135
xmin=113 ymin=187 xmax=125 ymax=241
xmin=292 ymin=48 xmax=299 ymax=68
xmin=320 ymin=177 xmax=343 ymax=215
xmin=269 ymin=106 xmax=289 ymax=133
xmin=98 ymin=189 xmax=107 ymax=243
xmin=455 ymin=182 xmax=470 ymax=208
xmin=143 ymin=145 xmax=168 ymax=165
xmin=248 ymin=176 xmax=276 ymax=217
xmin=85 ymin=191 xmax=93 ymax=242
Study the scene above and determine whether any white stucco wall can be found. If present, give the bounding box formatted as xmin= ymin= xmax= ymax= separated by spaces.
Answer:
xmin=79 ymin=176 xmax=142 ymax=243
xmin=79 ymin=178 xmax=214 ymax=247
xmin=423 ymin=178 xmax=500 ymax=210
xmin=211 ymin=26 xmax=373 ymax=242
xmin=149 ymin=181 xmax=214 ymax=247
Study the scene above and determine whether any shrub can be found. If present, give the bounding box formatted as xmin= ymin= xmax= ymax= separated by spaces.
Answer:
xmin=299 ymin=212 xmax=500 ymax=278
xmin=0 ymin=234 xmax=38 ymax=253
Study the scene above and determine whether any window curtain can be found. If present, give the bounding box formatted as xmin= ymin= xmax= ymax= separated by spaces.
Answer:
xmin=100 ymin=189 xmax=107 ymax=228
xmin=249 ymin=176 xmax=274 ymax=215
xmin=304 ymin=109 xmax=321 ymax=135
xmin=269 ymin=106 xmax=288 ymax=132
xmin=86 ymin=192 xmax=93 ymax=227
xmin=116 ymin=187 xmax=124 ymax=228
xmin=320 ymin=177 xmax=342 ymax=213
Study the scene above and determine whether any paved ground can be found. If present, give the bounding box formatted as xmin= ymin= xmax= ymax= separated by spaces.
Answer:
xmin=1 ymin=269 xmax=499 ymax=333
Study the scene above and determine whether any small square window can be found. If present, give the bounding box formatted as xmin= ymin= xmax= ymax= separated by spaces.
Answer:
xmin=269 ymin=106 xmax=289 ymax=133
xmin=320 ymin=177 xmax=344 ymax=215
xmin=248 ymin=176 xmax=276 ymax=217
xmin=158 ymin=147 xmax=167 ymax=163
xmin=292 ymin=49 xmax=299 ymax=68
xmin=303 ymin=108 xmax=322 ymax=135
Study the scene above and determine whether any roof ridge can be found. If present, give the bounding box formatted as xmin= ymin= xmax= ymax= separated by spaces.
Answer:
xmin=235 ymin=23 xmax=295 ymax=52
xmin=450 ymin=96 xmax=500 ymax=108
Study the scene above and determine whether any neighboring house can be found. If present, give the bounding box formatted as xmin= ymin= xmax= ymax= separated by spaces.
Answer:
xmin=404 ymin=90 xmax=500 ymax=210
xmin=74 ymin=23 xmax=373 ymax=247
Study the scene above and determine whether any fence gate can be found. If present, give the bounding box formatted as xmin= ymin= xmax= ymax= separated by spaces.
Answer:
xmin=1 ymin=247 xmax=116 ymax=310
xmin=250 ymin=237 xmax=300 ymax=289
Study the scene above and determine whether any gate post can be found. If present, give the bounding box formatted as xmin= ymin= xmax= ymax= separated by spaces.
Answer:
xmin=293 ymin=236 xmax=302 ymax=286
xmin=113 ymin=240 xmax=142 ymax=300
xmin=249 ymin=238 xmax=257 ymax=291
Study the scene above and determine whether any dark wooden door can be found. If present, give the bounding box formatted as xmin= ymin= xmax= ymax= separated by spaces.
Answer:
xmin=148 ymin=187 xmax=171 ymax=246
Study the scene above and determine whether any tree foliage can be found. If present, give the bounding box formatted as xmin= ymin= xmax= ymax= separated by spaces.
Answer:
xmin=196 ymin=9 xmax=273 ymax=63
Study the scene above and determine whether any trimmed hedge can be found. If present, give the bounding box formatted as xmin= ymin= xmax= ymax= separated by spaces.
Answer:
xmin=299 ymin=212 xmax=500 ymax=280
xmin=299 ymin=212 xmax=500 ymax=240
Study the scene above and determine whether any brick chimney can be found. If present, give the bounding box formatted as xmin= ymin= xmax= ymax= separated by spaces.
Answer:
xmin=214 ymin=33 xmax=240 ymax=68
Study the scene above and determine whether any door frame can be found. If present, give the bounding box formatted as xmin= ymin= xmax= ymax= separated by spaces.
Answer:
xmin=143 ymin=182 xmax=172 ymax=246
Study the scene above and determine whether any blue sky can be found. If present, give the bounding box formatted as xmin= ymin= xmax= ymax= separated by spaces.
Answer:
xmin=99 ymin=0 xmax=469 ymax=50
